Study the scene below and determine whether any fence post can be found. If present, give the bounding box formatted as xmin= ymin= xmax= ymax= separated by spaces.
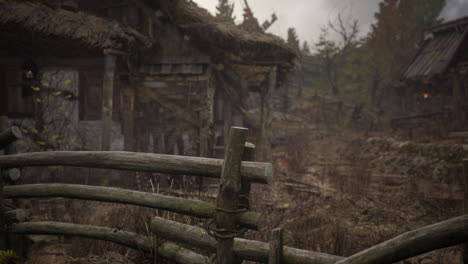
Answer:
xmin=463 ymin=159 xmax=468 ymax=264
xmin=239 ymin=142 xmax=255 ymax=211
xmin=0 ymin=121 xmax=22 ymax=251
xmin=269 ymin=228 xmax=283 ymax=264
xmin=215 ymin=127 xmax=248 ymax=264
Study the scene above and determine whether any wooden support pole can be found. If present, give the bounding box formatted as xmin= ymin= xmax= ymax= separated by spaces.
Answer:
xmin=101 ymin=54 xmax=116 ymax=151
xmin=260 ymin=66 xmax=276 ymax=161
xmin=9 ymin=221 xmax=208 ymax=264
xmin=269 ymin=228 xmax=283 ymax=264
xmin=150 ymin=216 xmax=343 ymax=264
xmin=463 ymin=159 xmax=468 ymax=264
xmin=0 ymin=151 xmax=273 ymax=184
xmin=215 ymin=127 xmax=248 ymax=264
xmin=4 ymin=184 xmax=260 ymax=230
xmin=0 ymin=127 xmax=22 ymax=151
xmin=200 ymin=72 xmax=215 ymax=157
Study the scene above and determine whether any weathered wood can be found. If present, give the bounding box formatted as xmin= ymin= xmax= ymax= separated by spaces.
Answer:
xmin=0 ymin=127 xmax=22 ymax=151
xmin=464 ymin=160 xmax=468 ymax=264
xmin=150 ymin=216 xmax=343 ymax=264
xmin=5 ymin=209 xmax=27 ymax=224
xmin=2 ymin=168 xmax=20 ymax=182
xmin=233 ymin=143 xmax=255 ymax=264
xmin=101 ymin=54 xmax=116 ymax=151
xmin=239 ymin=142 xmax=255 ymax=210
xmin=335 ymin=214 xmax=468 ymax=264
xmin=269 ymin=228 xmax=283 ymax=264
xmin=0 ymin=151 xmax=273 ymax=184
xmin=200 ymin=74 xmax=215 ymax=157
xmin=9 ymin=221 xmax=208 ymax=264
xmin=4 ymin=184 xmax=260 ymax=230
xmin=215 ymin=127 xmax=248 ymax=264
xmin=159 ymin=242 xmax=209 ymax=264
xmin=260 ymin=67 xmax=276 ymax=161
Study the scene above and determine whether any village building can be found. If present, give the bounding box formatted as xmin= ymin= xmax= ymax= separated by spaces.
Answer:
xmin=395 ymin=16 xmax=468 ymax=136
xmin=0 ymin=0 xmax=298 ymax=167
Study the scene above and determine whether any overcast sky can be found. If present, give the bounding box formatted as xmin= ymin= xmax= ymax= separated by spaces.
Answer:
xmin=192 ymin=0 xmax=381 ymax=45
xmin=192 ymin=0 xmax=468 ymax=47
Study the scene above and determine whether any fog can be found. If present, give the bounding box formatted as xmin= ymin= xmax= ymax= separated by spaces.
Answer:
xmin=439 ymin=0 xmax=468 ymax=21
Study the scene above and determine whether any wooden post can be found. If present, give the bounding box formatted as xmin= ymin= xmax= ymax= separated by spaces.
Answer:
xmin=269 ymin=228 xmax=283 ymax=264
xmin=101 ymin=54 xmax=116 ymax=151
xmin=463 ymin=159 xmax=468 ymax=264
xmin=234 ymin=142 xmax=255 ymax=264
xmin=215 ymin=127 xmax=248 ymax=264
xmin=239 ymin=143 xmax=255 ymax=210
xmin=260 ymin=66 xmax=276 ymax=161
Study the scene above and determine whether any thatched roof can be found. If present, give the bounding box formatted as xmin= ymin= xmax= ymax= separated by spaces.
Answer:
xmin=158 ymin=0 xmax=299 ymax=71
xmin=0 ymin=0 xmax=152 ymax=53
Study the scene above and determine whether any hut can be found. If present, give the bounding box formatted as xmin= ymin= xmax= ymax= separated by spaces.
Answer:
xmin=0 ymin=0 xmax=298 ymax=162
xmin=395 ymin=16 xmax=468 ymax=134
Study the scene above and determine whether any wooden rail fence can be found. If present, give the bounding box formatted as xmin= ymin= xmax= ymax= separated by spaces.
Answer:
xmin=0 ymin=125 xmax=467 ymax=264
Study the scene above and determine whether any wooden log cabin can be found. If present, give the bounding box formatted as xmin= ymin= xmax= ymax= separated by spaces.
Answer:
xmin=0 ymin=0 xmax=298 ymax=161
xmin=395 ymin=16 xmax=468 ymax=136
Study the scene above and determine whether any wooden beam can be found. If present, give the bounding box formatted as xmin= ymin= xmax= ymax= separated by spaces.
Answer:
xmin=0 ymin=151 xmax=273 ymax=184
xmin=335 ymin=214 xmax=468 ymax=264
xmin=4 ymin=184 xmax=260 ymax=230
xmin=9 ymin=222 xmax=208 ymax=264
xmin=101 ymin=55 xmax=117 ymax=151
xmin=215 ymin=127 xmax=247 ymax=264
xmin=150 ymin=216 xmax=343 ymax=264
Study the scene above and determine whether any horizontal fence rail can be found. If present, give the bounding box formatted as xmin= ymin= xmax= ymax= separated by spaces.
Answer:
xmin=9 ymin=221 xmax=208 ymax=264
xmin=150 ymin=216 xmax=344 ymax=264
xmin=335 ymin=214 xmax=468 ymax=264
xmin=0 ymin=151 xmax=273 ymax=184
xmin=4 ymin=184 xmax=260 ymax=230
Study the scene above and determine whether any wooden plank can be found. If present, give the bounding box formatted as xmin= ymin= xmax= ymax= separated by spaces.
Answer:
xmin=101 ymin=55 xmax=116 ymax=151
xmin=215 ymin=127 xmax=248 ymax=264
xmin=150 ymin=216 xmax=343 ymax=264
xmin=4 ymin=184 xmax=260 ymax=230
xmin=9 ymin=222 xmax=208 ymax=264
xmin=0 ymin=151 xmax=273 ymax=184
xmin=269 ymin=228 xmax=283 ymax=264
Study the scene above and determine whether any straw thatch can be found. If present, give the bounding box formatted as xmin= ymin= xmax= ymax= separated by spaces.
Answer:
xmin=158 ymin=0 xmax=299 ymax=70
xmin=0 ymin=0 xmax=152 ymax=52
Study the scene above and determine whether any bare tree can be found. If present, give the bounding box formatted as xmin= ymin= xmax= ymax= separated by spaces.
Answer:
xmin=315 ymin=14 xmax=360 ymax=95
